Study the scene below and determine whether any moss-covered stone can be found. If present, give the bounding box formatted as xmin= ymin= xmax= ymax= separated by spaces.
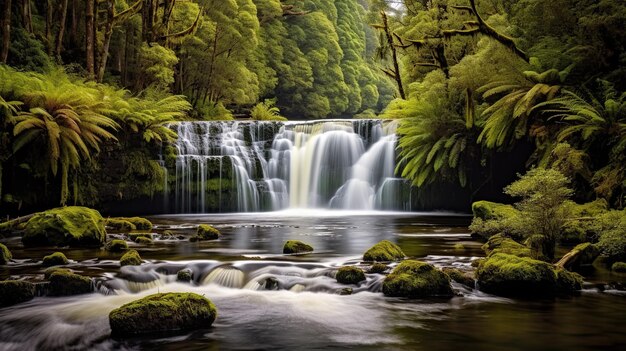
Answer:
xmin=340 ymin=288 xmax=353 ymax=295
xmin=177 ymin=269 xmax=193 ymax=282
xmin=336 ymin=266 xmax=366 ymax=284
xmin=135 ymin=236 xmax=153 ymax=244
xmin=22 ymin=207 xmax=106 ymax=248
xmin=612 ymin=262 xmax=626 ymax=272
xmin=44 ymin=267 xmax=72 ymax=279
xmin=363 ymin=240 xmax=405 ymax=262
xmin=197 ymin=224 xmax=220 ymax=240
xmin=369 ymin=263 xmax=388 ymax=274
xmin=105 ymin=219 xmax=136 ymax=232
xmin=120 ymin=249 xmax=142 ymax=266
xmin=382 ymin=260 xmax=453 ymax=298
xmin=42 ymin=252 xmax=68 ymax=266
xmin=48 ymin=270 xmax=92 ymax=296
xmin=472 ymin=201 xmax=518 ymax=221
xmin=0 ymin=280 xmax=35 ymax=307
xmin=128 ymin=233 xmax=153 ymax=241
xmin=482 ymin=234 xmax=532 ymax=258
xmin=115 ymin=217 xmax=152 ymax=230
xmin=106 ymin=239 xmax=129 ymax=252
xmin=283 ymin=240 xmax=313 ymax=254
xmin=109 ymin=292 xmax=217 ymax=336
xmin=442 ymin=267 xmax=475 ymax=288
xmin=0 ymin=243 xmax=12 ymax=264
xmin=476 ymin=253 xmax=581 ymax=297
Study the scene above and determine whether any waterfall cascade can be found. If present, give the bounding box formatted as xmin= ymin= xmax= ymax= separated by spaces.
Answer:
xmin=168 ymin=119 xmax=412 ymax=213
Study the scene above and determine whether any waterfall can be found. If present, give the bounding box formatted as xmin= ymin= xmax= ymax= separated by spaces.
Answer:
xmin=168 ymin=119 xmax=411 ymax=213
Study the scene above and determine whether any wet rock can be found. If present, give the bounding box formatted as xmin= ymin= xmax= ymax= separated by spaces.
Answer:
xmin=128 ymin=233 xmax=153 ymax=242
xmin=0 ymin=243 xmax=12 ymax=265
xmin=612 ymin=262 xmax=626 ymax=273
xmin=383 ymin=260 xmax=453 ymax=298
xmin=114 ymin=217 xmax=152 ymax=230
xmin=135 ymin=236 xmax=153 ymax=244
xmin=369 ymin=262 xmax=388 ymax=274
xmin=42 ymin=252 xmax=68 ymax=266
xmin=105 ymin=219 xmax=136 ymax=232
xmin=106 ymin=239 xmax=129 ymax=252
xmin=109 ymin=293 xmax=217 ymax=337
xmin=336 ymin=266 xmax=366 ymax=284
xmin=22 ymin=207 xmax=107 ymax=248
xmin=120 ymin=249 xmax=142 ymax=266
xmin=482 ymin=234 xmax=532 ymax=258
xmin=196 ymin=224 xmax=221 ymax=241
xmin=340 ymin=288 xmax=353 ymax=295
xmin=44 ymin=267 xmax=72 ymax=279
xmin=0 ymin=280 xmax=35 ymax=307
xmin=177 ymin=269 xmax=193 ymax=282
xmin=283 ymin=240 xmax=313 ymax=254
xmin=442 ymin=267 xmax=475 ymax=288
xmin=363 ymin=240 xmax=405 ymax=262
xmin=48 ymin=270 xmax=92 ymax=296
xmin=476 ymin=253 xmax=582 ymax=297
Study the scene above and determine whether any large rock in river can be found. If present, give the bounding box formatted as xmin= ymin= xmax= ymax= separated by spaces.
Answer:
xmin=382 ymin=260 xmax=453 ymax=298
xmin=363 ymin=240 xmax=405 ymax=262
xmin=109 ymin=293 xmax=217 ymax=336
xmin=22 ymin=207 xmax=106 ymax=248
xmin=0 ymin=280 xmax=35 ymax=307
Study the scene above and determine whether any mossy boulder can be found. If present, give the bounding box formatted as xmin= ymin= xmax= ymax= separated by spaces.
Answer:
xmin=555 ymin=268 xmax=583 ymax=292
xmin=177 ymin=269 xmax=193 ymax=282
xmin=612 ymin=262 xmax=626 ymax=272
xmin=106 ymin=239 xmax=129 ymax=252
xmin=115 ymin=217 xmax=152 ymax=230
xmin=42 ymin=252 xmax=68 ymax=266
xmin=197 ymin=225 xmax=220 ymax=240
xmin=48 ymin=270 xmax=92 ymax=296
xmin=105 ymin=219 xmax=136 ymax=232
xmin=482 ymin=234 xmax=532 ymax=258
xmin=472 ymin=201 xmax=518 ymax=221
xmin=120 ymin=249 xmax=142 ymax=266
xmin=0 ymin=243 xmax=12 ymax=264
xmin=44 ymin=267 xmax=72 ymax=279
xmin=336 ymin=266 xmax=366 ymax=284
xmin=363 ymin=240 xmax=405 ymax=262
xmin=0 ymin=280 xmax=35 ymax=307
xmin=369 ymin=263 xmax=388 ymax=274
xmin=22 ymin=207 xmax=106 ymax=248
xmin=135 ymin=236 xmax=153 ymax=244
xmin=476 ymin=253 xmax=581 ymax=297
xmin=109 ymin=293 xmax=217 ymax=337
xmin=442 ymin=267 xmax=475 ymax=288
xmin=283 ymin=240 xmax=313 ymax=254
xmin=382 ymin=260 xmax=453 ymax=298
xmin=128 ymin=233 xmax=153 ymax=241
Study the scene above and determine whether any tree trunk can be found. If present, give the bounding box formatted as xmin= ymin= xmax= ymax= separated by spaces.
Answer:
xmin=45 ymin=0 xmax=53 ymax=55
xmin=97 ymin=0 xmax=115 ymax=82
xmin=55 ymin=0 xmax=69 ymax=61
xmin=1 ymin=0 xmax=11 ymax=63
xmin=381 ymin=11 xmax=405 ymax=100
xmin=142 ymin=0 xmax=155 ymax=42
xmin=85 ymin=0 xmax=95 ymax=80
xmin=70 ymin=0 xmax=78 ymax=46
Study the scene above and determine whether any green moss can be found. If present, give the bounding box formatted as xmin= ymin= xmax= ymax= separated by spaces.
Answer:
xmin=442 ymin=267 xmax=475 ymax=288
xmin=22 ymin=207 xmax=106 ymax=248
xmin=569 ymin=199 xmax=609 ymax=217
xmin=106 ymin=239 xmax=129 ymax=252
xmin=128 ymin=233 xmax=153 ymax=241
xmin=0 ymin=280 xmax=35 ymax=307
xmin=472 ymin=201 xmax=518 ymax=221
xmin=135 ymin=236 xmax=153 ymax=244
xmin=369 ymin=263 xmax=388 ymax=274
xmin=283 ymin=240 xmax=314 ymax=254
xmin=120 ymin=249 xmax=142 ymax=266
xmin=109 ymin=292 xmax=217 ymax=336
xmin=0 ymin=243 xmax=12 ymax=264
xmin=48 ymin=270 xmax=92 ymax=296
xmin=42 ymin=252 xmax=68 ymax=266
xmin=115 ymin=217 xmax=152 ymax=231
xmin=336 ymin=266 xmax=366 ymax=284
xmin=197 ymin=224 xmax=220 ymax=240
xmin=177 ymin=269 xmax=193 ymax=282
xmin=382 ymin=260 xmax=453 ymax=298
xmin=363 ymin=240 xmax=405 ymax=262
xmin=476 ymin=253 xmax=581 ymax=297
xmin=44 ymin=267 xmax=72 ymax=279
xmin=612 ymin=262 xmax=626 ymax=272
xmin=482 ymin=234 xmax=532 ymax=258
xmin=105 ymin=219 xmax=136 ymax=232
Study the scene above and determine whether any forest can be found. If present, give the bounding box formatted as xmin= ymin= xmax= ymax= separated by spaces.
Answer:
xmin=1 ymin=1 xmax=626 ymax=350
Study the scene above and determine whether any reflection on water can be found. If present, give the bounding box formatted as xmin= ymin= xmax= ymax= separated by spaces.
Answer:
xmin=1 ymin=212 xmax=625 ymax=351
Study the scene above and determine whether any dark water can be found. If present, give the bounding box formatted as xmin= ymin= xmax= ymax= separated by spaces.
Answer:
xmin=1 ymin=211 xmax=625 ymax=351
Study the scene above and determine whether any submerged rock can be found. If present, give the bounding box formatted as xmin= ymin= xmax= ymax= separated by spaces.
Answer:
xmin=22 ymin=207 xmax=106 ymax=248
xmin=105 ymin=219 xmax=136 ymax=232
xmin=177 ymin=269 xmax=193 ymax=282
xmin=120 ymin=249 xmax=142 ymax=266
xmin=42 ymin=252 xmax=68 ymax=266
xmin=0 ymin=243 xmax=12 ymax=264
xmin=194 ymin=224 xmax=221 ymax=241
xmin=106 ymin=239 xmax=129 ymax=252
xmin=336 ymin=266 xmax=366 ymax=284
xmin=442 ymin=267 xmax=475 ymax=288
xmin=382 ymin=260 xmax=453 ymax=298
xmin=283 ymin=240 xmax=313 ymax=254
xmin=476 ymin=253 xmax=582 ymax=297
xmin=363 ymin=240 xmax=405 ymax=262
xmin=48 ymin=270 xmax=92 ymax=296
xmin=340 ymin=288 xmax=353 ymax=295
xmin=0 ymin=280 xmax=35 ymax=307
xmin=369 ymin=262 xmax=388 ymax=274
xmin=109 ymin=292 xmax=217 ymax=337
